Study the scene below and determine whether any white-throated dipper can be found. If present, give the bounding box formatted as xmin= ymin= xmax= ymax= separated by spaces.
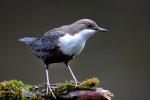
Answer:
xmin=19 ymin=19 xmax=108 ymax=98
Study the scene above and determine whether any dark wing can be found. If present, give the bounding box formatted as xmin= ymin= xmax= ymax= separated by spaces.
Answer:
xmin=30 ymin=31 xmax=65 ymax=59
xmin=41 ymin=31 xmax=65 ymax=50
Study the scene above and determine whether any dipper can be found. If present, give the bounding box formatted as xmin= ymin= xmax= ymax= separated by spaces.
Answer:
xmin=19 ymin=19 xmax=108 ymax=98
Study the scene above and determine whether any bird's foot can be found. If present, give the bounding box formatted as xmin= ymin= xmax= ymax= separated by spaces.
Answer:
xmin=46 ymin=84 xmax=56 ymax=99
xmin=71 ymin=80 xmax=81 ymax=87
xmin=75 ymin=81 xmax=78 ymax=87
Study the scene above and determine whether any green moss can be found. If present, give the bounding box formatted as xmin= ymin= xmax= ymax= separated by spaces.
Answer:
xmin=79 ymin=77 xmax=100 ymax=88
xmin=27 ymin=85 xmax=33 ymax=91
xmin=0 ymin=80 xmax=24 ymax=100
xmin=54 ymin=81 xmax=75 ymax=95
xmin=54 ymin=77 xmax=100 ymax=96
xmin=0 ymin=77 xmax=100 ymax=99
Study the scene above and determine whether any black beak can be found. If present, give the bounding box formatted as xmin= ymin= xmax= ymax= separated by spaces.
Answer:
xmin=97 ymin=27 xmax=108 ymax=32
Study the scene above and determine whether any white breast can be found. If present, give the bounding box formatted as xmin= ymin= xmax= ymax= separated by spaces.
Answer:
xmin=57 ymin=34 xmax=86 ymax=55
xmin=57 ymin=29 xmax=96 ymax=56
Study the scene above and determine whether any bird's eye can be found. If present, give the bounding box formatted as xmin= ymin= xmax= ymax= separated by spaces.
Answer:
xmin=87 ymin=24 xmax=92 ymax=28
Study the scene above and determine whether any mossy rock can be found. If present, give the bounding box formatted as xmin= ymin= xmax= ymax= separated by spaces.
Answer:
xmin=0 ymin=77 xmax=100 ymax=100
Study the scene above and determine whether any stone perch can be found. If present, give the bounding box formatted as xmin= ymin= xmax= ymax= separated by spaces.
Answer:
xmin=0 ymin=77 xmax=113 ymax=100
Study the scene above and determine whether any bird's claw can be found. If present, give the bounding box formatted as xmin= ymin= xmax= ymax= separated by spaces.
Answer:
xmin=46 ymin=84 xmax=56 ymax=99
xmin=75 ymin=81 xmax=81 ymax=87
xmin=71 ymin=80 xmax=80 ymax=87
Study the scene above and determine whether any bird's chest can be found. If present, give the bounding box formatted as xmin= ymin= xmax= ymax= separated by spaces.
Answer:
xmin=57 ymin=34 xmax=86 ymax=56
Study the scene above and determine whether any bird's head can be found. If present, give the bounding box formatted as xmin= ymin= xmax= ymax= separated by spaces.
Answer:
xmin=68 ymin=19 xmax=108 ymax=39
xmin=73 ymin=19 xmax=108 ymax=32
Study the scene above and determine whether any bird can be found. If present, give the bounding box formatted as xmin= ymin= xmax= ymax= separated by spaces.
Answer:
xmin=19 ymin=19 xmax=108 ymax=99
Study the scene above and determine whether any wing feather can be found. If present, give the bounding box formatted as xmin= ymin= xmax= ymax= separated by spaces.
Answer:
xmin=30 ymin=31 xmax=65 ymax=59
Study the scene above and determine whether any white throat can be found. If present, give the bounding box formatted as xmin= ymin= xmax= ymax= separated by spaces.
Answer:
xmin=77 ymin=28 xmax=96 ymax=40
xmin=58 ymin=28 xmax=96 ymax=56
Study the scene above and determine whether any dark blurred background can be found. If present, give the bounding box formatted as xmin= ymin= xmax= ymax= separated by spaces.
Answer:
xmin=0 ymin=0 xmax=149 ymax=100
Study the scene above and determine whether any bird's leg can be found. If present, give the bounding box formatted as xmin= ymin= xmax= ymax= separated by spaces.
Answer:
xmin=44 ymin=64 xmax=56 ymax=99
xmin=65 ymin=63 xmax=78 ymax=86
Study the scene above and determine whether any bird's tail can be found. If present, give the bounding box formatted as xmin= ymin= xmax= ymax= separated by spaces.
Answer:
xmin=18 ymin=37 xmax=37 ymax=45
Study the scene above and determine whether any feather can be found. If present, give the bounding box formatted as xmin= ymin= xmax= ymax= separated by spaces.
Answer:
xmin=18 ymin=37 xmax=37 ymax=45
